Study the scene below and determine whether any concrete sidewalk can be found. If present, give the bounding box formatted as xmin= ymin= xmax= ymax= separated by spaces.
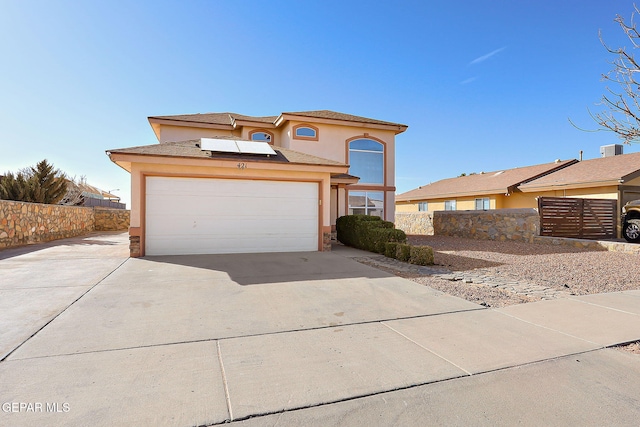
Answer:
xmin=1 ymin=235 xmax=639 ymax=426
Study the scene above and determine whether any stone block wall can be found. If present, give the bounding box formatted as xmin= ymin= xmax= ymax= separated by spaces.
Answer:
xmin=394 ymin=212 xmax=434 ymax=235
xmin=395 ymin=209 xmax=540 ymax=242
xmin=0 ymin=200 xmax=130 ymax=249
xmin=434 ymin=209 xmax=539 ymax=242
xmin=0 ymin=200 xmax=95 ymax=248
xmin=94 ymin=207 xmax=130 ymax=231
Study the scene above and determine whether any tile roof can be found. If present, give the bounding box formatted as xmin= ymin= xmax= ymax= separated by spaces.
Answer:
xmin=519 ymin=151 xmax=640 ymax=190
xmin=107 ymin=140 xmax=346 ymax=167
xmin=396 ymin=160 xmax=577 ymax=201
xmin=148 ymin=110 xmax=406 ymax=128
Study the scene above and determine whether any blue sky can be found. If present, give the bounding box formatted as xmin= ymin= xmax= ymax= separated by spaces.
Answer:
xmin=1 ymin=0 xmax=638 ymax=207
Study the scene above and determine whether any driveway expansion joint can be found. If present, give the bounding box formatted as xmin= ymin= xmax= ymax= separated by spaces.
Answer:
xmin=216 ymin=340 xmax=234 ymax=422
xmin=201 ymin=348 xmax=616 ymax=426
xmin=381 ymin=321 xmax=473 ymax=375
xmin=0 ymin=257 xmax=130 ymax=362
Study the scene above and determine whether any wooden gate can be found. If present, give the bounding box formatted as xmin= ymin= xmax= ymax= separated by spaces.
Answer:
xmin=538 ymin=197 xmax=617 ymax=240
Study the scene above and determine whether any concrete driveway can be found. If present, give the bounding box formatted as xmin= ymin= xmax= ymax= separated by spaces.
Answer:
xmin=1 ymin=233 xmax=640 ymax=426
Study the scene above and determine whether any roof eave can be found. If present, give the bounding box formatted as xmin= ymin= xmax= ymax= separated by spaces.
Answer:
xmin=396 ymin=188 xmax=509 ymax=202
xmin=148 ymin=117 xmax=235 ymax=131
xmin=519 ymin=179 xmax=622 ymax=193
xmin=276 ymin=113 xmax=408 ymax=134
xmin=106 ymin=150 xmax=348 ymax=172
xmin=231 ymin=119 xmax=277 ymax=128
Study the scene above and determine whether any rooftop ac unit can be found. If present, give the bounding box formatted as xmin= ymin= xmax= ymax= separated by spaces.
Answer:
xmin=600 ymin=144 xmax=623 ymax=157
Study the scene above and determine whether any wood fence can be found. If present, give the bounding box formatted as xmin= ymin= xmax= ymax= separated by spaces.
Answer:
xmin=538 ymin=197 xmax=617 ymax=240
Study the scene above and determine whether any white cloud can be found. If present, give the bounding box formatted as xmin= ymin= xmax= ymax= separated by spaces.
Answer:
xmin=460 ymin=77 xmax=478 ymax=85
xmin=469 ymin=47 xmax=507 ymax=65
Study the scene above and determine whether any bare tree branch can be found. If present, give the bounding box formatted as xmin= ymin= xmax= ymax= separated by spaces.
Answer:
xmin=593 ymin=5 xmax=640 ymax=143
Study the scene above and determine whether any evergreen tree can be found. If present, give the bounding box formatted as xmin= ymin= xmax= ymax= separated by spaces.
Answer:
xmin=0 ymin=170 xmax=31 ymax=201
xmin=0 ymin=159 xmax=67 ymax=204
xmin=28 ymin=160 xmax=67 ymax=204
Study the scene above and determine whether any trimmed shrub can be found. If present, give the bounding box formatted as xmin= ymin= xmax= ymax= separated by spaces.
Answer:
xmin=336 ymin=215 xmax=380 ymax=248
xmin=369 ymin=228 xmax=407 ymax=253
xmin=384 ymin=242 xmax=399 ymax=258
xmin=336 ymin=215 xmax=407 ymax=253
xmin=409 ymin=245 xmax=434 ymax=266
xmin=396 ymin=243 xmax=412 ymax=262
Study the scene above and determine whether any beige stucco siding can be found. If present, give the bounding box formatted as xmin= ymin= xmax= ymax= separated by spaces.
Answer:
xmin=158 ymin=125 xmax=238 ymax=143
xmin=151 ymin=119 xmax=400 ymax=223
xmin=396 ymin=195 xmax=499 ymax=212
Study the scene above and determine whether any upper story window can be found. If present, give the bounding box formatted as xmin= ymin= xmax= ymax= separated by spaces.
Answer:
xmin=248 ymin=130 xmax=274 ymax=144
xmin=292 ymin=124 xmax=319 ymax=141
xmin=348 ymin=138 xmax=384 ymax=185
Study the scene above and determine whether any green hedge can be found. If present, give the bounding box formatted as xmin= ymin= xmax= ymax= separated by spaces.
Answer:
xmin=384 ymin=242 xmax=399 ymax=258
xmin=336 ymin=215 xmax=406 ymax=253
xmin=409 ymin=245 xmax=434 ymax=265
xmin=396 ymin=243 xmax=412 ymax=262
xmin=385 ymin=242 xmax=434 ymax=265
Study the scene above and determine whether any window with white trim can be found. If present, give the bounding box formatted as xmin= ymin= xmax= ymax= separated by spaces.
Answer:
xmin=444 ymin=200 xmax=456 ymax=211
xmin=249 ymin=131 xmax=273 ymax=143
xmin=295 ymin=126 xmax=316 ymax=138
xmin=418 ymin=202 xmax=428 ymax=212
xmin=475 ymin=198 xmax=490 ymax=210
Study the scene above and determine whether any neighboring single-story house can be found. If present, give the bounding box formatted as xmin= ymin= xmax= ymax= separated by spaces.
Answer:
xmin=59 ymin=180 xmax=125 ymax=209
xmin=518 ymin=150 xmax=640 ymax=207
xmin=108 ymin=110 xmax=407 ymax=256
xmin=395 ymin=159 xmax=577 ymax=212
xmin=396 ymin=148 xmax=640 ymax=238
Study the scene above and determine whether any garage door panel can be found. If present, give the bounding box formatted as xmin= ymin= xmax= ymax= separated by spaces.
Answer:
xmin=146 ymin=234 xmax=318 ymax=255
xmin=145 ymin=177 xmax=319 ymax=255
xmin=146 ymin=178 xmax=315 ymax=198
xmin=146 ymin=195 xmax=315 ymax=217
xmin=146 ymin=216 xmax=318 ymax=236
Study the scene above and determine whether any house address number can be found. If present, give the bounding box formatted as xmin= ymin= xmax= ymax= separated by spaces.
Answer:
xmin=237 ymin=163 xmax=247 ymax=170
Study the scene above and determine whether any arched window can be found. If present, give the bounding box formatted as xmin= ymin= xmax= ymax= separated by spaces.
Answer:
xmin=293 ymin=124 xmax=319 ymax=140
xmin=348 ymin=138 xmax=384 ymax=185
xmin=249 ymin=130 xmax=274 ymax=144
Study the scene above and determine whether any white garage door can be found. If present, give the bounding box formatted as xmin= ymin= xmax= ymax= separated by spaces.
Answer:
xmin=145 ymin=177 xmax=319 ymax=255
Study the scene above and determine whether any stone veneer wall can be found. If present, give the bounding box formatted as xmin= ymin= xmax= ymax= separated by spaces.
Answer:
xmin=395 ymin=209 xmax=540 ymax=242
xmin=0 ymin=200 xmax=130 ymax=249
xmin=94 ymin=207 xmax=130 ymax=231
xmin=394 ymin=212 xmax=435 ymax=235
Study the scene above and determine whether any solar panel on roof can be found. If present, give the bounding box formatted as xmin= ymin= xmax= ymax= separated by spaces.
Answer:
xmin=200 ymin=138 xmax=276 ymax=156
xmin=236 ymin=140 xmax=277 ymax=155
xmin=200 ymin=138 xmax=239 ymax=153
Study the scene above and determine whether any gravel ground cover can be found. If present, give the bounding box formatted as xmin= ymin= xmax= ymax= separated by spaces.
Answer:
xmin=354 ymin=235 xmax=640 ymax=308
xmin=617 ymin=341 xmax=640 ymax=354
xmin=352 ymin=235 xmax=640 ymax=355
xmin=408 ymin=235 xmax=640 ymax=301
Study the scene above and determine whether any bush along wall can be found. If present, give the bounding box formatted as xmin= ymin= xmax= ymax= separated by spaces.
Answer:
xmin=336 ymin=215 xmax=407 ymax=253
xmin=336 ymin=215 xmax=435 ymax=266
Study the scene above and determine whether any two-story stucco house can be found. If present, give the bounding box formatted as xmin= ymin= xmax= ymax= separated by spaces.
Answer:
xmin=108 ymin=110 xmax=407 ymax=256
